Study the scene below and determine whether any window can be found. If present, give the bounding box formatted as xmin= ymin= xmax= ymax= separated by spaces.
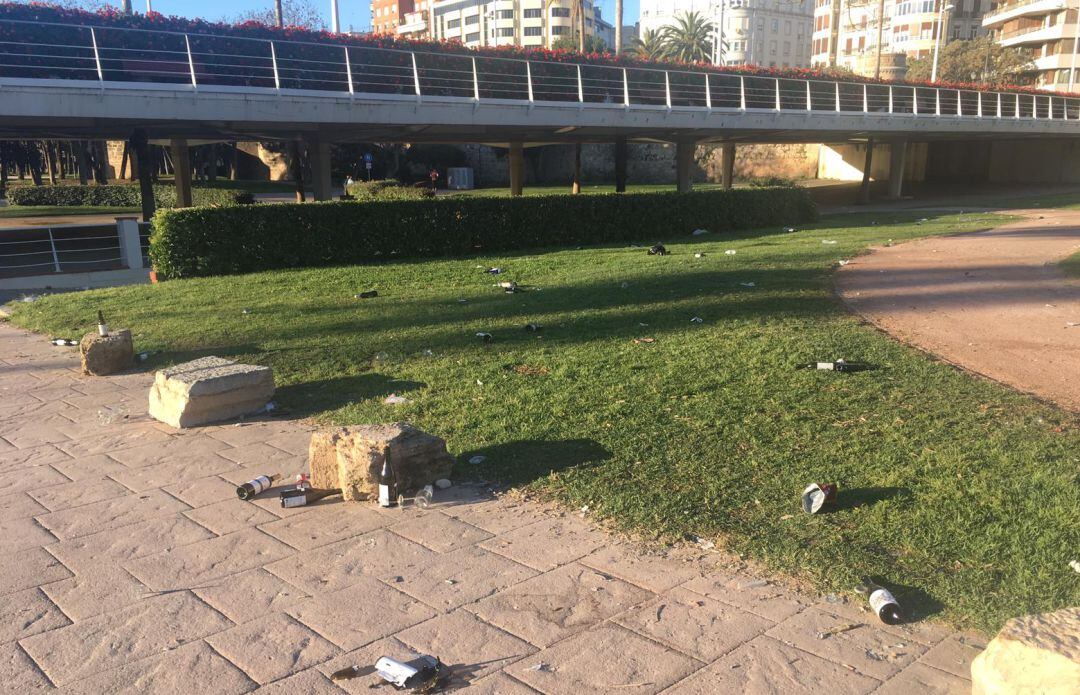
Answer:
xmin=552 ymin=25 xmax=567 ymax=34
xmin=499 ymin=9 xmax=514 ymax=19
xmin=770 ymin=40 xmax=777 ymax=53
xmin=552 ymin=7 xmax=570 ymax=17
xmin=465 ymin=32 xmax=480 ymax=42
xmin=771 ymin=19 xmax=779 ymax=32
xmin=524 ymin=8 xmax=541 ymax=18
xmin=783 ymin=40 xmax=791 ymax=54
xmin=524 ymin=26 xmax=542 ymax=36
xmin=447 ymin=18 xmax=460 ymax=28
xmin=465 ymin=14 xmax=479 ymax=25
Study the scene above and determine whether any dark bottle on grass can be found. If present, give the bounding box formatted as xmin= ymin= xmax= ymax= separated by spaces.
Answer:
xmin=857 ymin=577 xmax=903 ymax=625
xmin=378 ymin=450 xmax=396 ymax=508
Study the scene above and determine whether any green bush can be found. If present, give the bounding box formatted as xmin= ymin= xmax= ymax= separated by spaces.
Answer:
xmin=150 ymin=188 xmax=817 ymax=279
xmin=8 ymin=184 xmax=248 ymax=208
xmin=346 ymin=179 xmax=435 ymax=201
xmin=746 ymin=175 xmax=799 ymax=188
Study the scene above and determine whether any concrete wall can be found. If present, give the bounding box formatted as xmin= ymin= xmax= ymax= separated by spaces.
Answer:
xmin=927 ymin=139 xmax=1080 ymax=184
xmin=818 ymin=143 xmax=928 ymax=183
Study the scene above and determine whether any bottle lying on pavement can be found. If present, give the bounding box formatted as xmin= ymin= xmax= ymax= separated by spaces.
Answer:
xmin=375 ymin=655 xmax=444 ymax=691
xmin=236 ymin=473 xmax=281 ymax=500
xmin=857 ymin=577 xmax=904 ymax=625
xmin=797 ymin=360 xmax=872 ymax=372
xmin=50 ymin=338 xmax=78 ymax=346
xmin=279 ymin=488 xmax=342 ymax=508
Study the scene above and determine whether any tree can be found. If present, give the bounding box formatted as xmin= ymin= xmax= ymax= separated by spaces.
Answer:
xmin=234 ymin=0 xmax=325 ymax=28
xmin=906 ymin=37 xmax=1033 ymax=85
xmin=659 ymin=11 xmax=715 ymax=63
xmin=552 ymin=35 xmax=609 ymax=54
xmin=633 ymin=29 xmax=667 ymax=61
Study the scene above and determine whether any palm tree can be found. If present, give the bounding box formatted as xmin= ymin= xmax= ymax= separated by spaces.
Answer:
xmin=633 ymin=29 xmax=668 ymax=61
xmin=660 ymin=11 xmax=716 ymax=63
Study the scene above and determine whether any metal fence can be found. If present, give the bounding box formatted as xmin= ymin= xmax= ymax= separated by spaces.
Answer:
xmin=0 ymin=223 xmax=124 ymax=279
xmin=0 ymin=18 xmax=1077 ymax=122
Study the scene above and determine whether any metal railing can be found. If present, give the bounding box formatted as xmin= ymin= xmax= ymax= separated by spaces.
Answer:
xmin=0 ymin=223 xmax=123 ymax=278
xmin=0 ymin=18 xmax=1077 ymax=123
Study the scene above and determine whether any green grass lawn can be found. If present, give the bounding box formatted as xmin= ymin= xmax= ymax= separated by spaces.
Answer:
xmin=0 ymin=205 xmax=139 ymax=219
xmin=10 ymin=210 xmax=1079 ymax=633
xmin=1063 ymin=250 xmax=1080 ymax=278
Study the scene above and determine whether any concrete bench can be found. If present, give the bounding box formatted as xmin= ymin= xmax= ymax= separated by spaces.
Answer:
xmin=149 ymin=356 xmax=274 ymax=428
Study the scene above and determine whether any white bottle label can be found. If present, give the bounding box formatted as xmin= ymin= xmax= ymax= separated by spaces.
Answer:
xmin=816 ymin=362 xmax=835 ymax=370
xmin=378 ymin=484 xmax=391 ymax=507
xmin=281 ymin=493 xmax=307 ymax=508
xmin=251 ymin=475 xmax=271 ymax=494
xmin=868 ymin=588 xmax=898 ymax=615
xmin=98 ymin=324 xmax=109 ymax=337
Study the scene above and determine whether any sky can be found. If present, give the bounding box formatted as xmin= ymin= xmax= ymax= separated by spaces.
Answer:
xmin=125 ymin=1 xmax=642 ymax=33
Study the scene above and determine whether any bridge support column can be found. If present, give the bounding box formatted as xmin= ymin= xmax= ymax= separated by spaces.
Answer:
xmin=129 ymin=129 xmax=155 ymax=222
xmin=858 ymin=137 xmax=875 ymax=205
xmin=509 ymin=142 xmax=524 ymax=197
xmin=721 ymin=143 xmax=736 ymax=190
xmin=170 ymin=139 xmax=193 ymax=208
xmin=888 ymin=141 xmax=907 ymax=199
xmin=572 ymin=143 xmax=582 ymax=195
xmin=308 ymin=136 xmax=333 ymax=202
xmin=614 ymin=137 xmax=628 ymax=193
xmin=676 ymin=141 xmax=694 ymax=193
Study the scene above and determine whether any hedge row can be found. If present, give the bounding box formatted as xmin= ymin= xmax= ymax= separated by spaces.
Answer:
xmin=149 ymin=188 xmax=818 ymax=279
xmin=8 ymin=184 xmax=249 ymax=208
xmin=345 ymin=180 xmax=435 ymax=201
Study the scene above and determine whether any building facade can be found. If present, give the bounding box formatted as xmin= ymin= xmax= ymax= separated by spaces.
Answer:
xmin=396 ymin=0 xmax=613 ymax=49
xmin=371 ymin=0 xmax=416 ymax=34
xmin=639 ymin=0 xmax=814 ymax=68
xmin=982 ymin=0 xmax=1080 ymax=91
xmin=811 ymin=0 xmax=992 ymax=78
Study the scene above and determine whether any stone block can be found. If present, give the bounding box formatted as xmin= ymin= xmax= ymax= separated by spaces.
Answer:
xmin=79 ymin=329 xmax=133 ymax=376
xmin=148 ymin=356 xmax=274 ymax=428
xmin=971 ymin=607 xmax=1080 ymax=695
xmin=308 ymin=423 xmax=454 ymax=501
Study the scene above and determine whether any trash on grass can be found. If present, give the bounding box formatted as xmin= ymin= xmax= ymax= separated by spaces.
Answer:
xmin=836 ymin=260 xmax=850 ymax=267
xmin=692 ymin=229 xmax=709 ymax=236
xmin=690 ymin=317 xmax=703 ymax=324
xmin=695 ymin=253 xmax=706 ymax=258
xmin=856 ymin=577 xmax=903 ymax=625
xmin=355 ymin=290 xmax=379 ymax=299
xmin=797 ymin=360 xmax=871 ymax=372
xmin=485 ymin=267 xmax=503 ymax=275
xmin=136 ymin=350 xmax=159 ymax=362
xmin=469 ymin=455 xmax=486 ymax=465
xmin=236 ymin=473 xmax=281 ymax=500
xmin=241 ymin=308 xmax=251 ymax=315
xmin=801 ymin=482 xmax=838 ymax=514
xmin=1070 ymin=559 xmax=1080 ymax=574
xmin=817 ymin=623 xmax=864 ymax=640
xmin=525 ymin=323 xmax=542 ymax=332
xmin=497 ymin=281 xmax=518 ymax=293
xmin=822 ymin=240 xmax=838 ymax=245
xmin=457 ymin=298 xmax=469 ymax=304
xmin=724 ymin=249 xmax=737 ymax=255
xmin=384 ymin=394 xmax=410 ymax=405
xmin=476 ymin=332 xmax=493 ymax=343
xmin=739 ymin=282 xmax=756 ymax=287
xmin=373 ymin=655 xmax=444 ymax=691
xmin=632 ymin=337 xmax=656 ymax=344
xmin=50 ymin=338 xmax=78 ymax=346
xmin=783 ymin=226 xmax=798 ymax=233
xmin=435 ymin=479 xmax=453 ymax=489
xmin=648 ymin=244 xmax=668 ymax=256
xmin=689 ymin=535 xmax=715 ymax=550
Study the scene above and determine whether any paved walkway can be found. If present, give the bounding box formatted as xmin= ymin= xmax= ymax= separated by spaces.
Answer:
xmin=0 ymin=323 xmax=978 ymax=693
xmin=837 ymin=209 xmax=1080 ymax=412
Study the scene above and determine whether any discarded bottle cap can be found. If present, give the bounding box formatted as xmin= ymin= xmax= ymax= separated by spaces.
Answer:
xmin=801 ymin=482 xmax=838 ymax=514
xmin=355 ymin=290 xmax=378 ymax=299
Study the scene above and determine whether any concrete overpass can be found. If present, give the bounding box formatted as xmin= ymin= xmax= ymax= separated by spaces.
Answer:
xmin=2 ymin=17 xmax=1079 ymax=207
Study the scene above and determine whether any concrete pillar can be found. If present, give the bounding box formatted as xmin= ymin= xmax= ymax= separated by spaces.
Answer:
xmin=858 ymin=137 xmax=874 ymax=205
xmin=571 ymin=143 xmax=582 ymax=195
xmin=614 ymin=137 xmax=628 ymax=193
xmin=722 ymin=143 xmax=736 ymax=190
xmin=116 ymin=217 xmax=143 ymax=270
xmin=888 ymin=141 xmax=907 ymax=199
xmin=170 ymin=139 xmax=193 ymax=208
xmin=308 ymin=136 xmax=333 ymax=201
xmin=509 ymin=142 xmax=524 ymax=197
xmin=129 ymin=130 xmax=155 ymax=222
xmin=676 ymin=141 xmax=695 ymax=193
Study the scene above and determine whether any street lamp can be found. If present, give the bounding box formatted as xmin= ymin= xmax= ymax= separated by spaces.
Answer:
xmin=931 ymin=2 xmax=955 ymax=82
xmin=330 ymin=0 xmax=340 ymax=33
xmin=712 ymin=0 xmax=728 ymax=65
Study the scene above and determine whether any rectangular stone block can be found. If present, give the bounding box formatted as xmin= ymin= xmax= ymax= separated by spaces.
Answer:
xmin=80 ymin=329 xmax=133 ymax=376
xmin=149 ymin=356 xmax=274 ymax=428
xmin=308 ymin=423 xmax=453 ymax=501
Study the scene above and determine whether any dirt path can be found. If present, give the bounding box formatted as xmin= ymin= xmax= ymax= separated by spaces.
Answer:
xmin=837 ymin=209 xmax=1080 ymax=412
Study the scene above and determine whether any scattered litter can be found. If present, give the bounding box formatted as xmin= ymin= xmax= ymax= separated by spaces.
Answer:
xmin=690 ymin=317 xmax=703 ymax=324
xmin=422 ymin=349 xmax=435 ymax=357
xmin=817 ymin=622 xmax=863 ymax=639
xmin=857 ymin=577 xmax=903 ymax=625
xmin=692 ymin=229 xmax=709 ymax=236
xmin=638 ymin=323 xmax=649 ymax=327
xmin=476 ymin=332 xmax=493 ymax=343
xmin=457 ymin=298 xmax=469 ymax=304
xmin=241 ymin=308 xmax=251 ymax=315
xmin=19 ymin=294 xmax=41 ymax=303
xmin=280 ymin=488 xmax=341 ymax=508
xmin=632 ymin=337 xmax=656 ymax=344
xmin=469 ymin=455 xmax=486 ymax=465
xmin=485 ymin=267 xmax=503 ymax=275
xmin=801 ymin=482 xmax=838 ymax=514
xmin=295 ymin=473 xmax=310 ymax=491
xmin=476 ymin=379 xmax=483 ymax=386
xmin=648 ymin=244 xmax=668 ymax=256
xmin=444 ymin=578 xmax=457 ymax=585
xmin=779 ymin=514 xmax=794 ymax=521
xmin=797 ymin=359 xmax=871 ymax=372
xmin=836 ymin=260 xmax=850 ymax=267
xmin=435 ymin=479 xmax=452 ymax=489
xmin=917 ymin=218 xmax=929 ymax=225
xmin=526 ymin=663 xmax=552 ymax=672
xmin=497 ymin=281 xmax=518 ymax=293
xmin=329 ymin=666 xmax=362 ymax=681
xmin=1070 ymin=560 xmax=1080 ymax=574
xmin=50 ymin=338 xmax=78 ymax=347
xmin=1046 ymin=304 xmax=1056 ymax=308
xmin=384 ymin=394 xmax=409 ymax=405
xmin=97 ymin=405 xmax=129 ymax=425
xmin=783 ymin=226 xmax=798 ymax=233
xmin=690 ymin=535 xmax=715 ymax=550
xmin=524 ymin=323 xmax=542 ymax=332
xmin=695 ymin=253 xmax=706 ymax=258
xmin=824 ymin=593 xmax=843 ymax=604
xmin=373 ymin=655 xmax=444 ymax=691
xmin=822 ymin=240 xmax=838 ymax=245
xmin=739 ymin=282 xmax=756 ymax=287
xmin=1067 ymin=322 xmax=1079 ymax=328
xmin=620 ymin=282 xmax=629 ymax=289
xmin=136 ymin=350 xmax=159 ymax=362
xmin=724 ymin=249 xmax=737 ymax=255
xmin=261 ymin=401 xmax=277 ymax=413
xmin=236 ymin=473 xmax=281 ymax=500
xmin=355 ymin=290 xmax=378 ymax=299
xmin=885 ymin=239 xmax=894 ymax=247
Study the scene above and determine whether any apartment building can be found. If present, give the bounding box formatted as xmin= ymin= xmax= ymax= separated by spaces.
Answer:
xmin=371 ymin=0 xmax=414 ymax=34
xmin=982 ymin=0 xmax=1080 ymax=91
xmin=639 ymin=0 xmax=814 ymax=68
xmin=395 ymin=0 xmax=613 ymax=50
xmin=811 ymin=0 xmax=991 ymax=77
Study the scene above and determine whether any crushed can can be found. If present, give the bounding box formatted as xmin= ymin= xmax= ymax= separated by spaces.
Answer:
xmin=801 ymin=482 xmax=838 ymax=514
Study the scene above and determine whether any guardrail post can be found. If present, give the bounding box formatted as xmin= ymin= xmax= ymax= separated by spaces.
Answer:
xmin=184 ymin=34 xmax=197 ymax=89
xmin=665 ymin=71 xmax=672 ymax=109
xmin=774 ymin=78 xmax=780 ymax=111
xmin=935 ymin=88 xmax=941 ymax=116
xmin=1016 ymin=94 xmax=1020 ymax=118
xmin=806 ymin=80 xmax=812 ymax=111
xmin=978 ymin=93 xmax=983 ymax=118
xmin=739 ymin=76 xmax=746 ymax=110
xmin=913 ymin=87 xmax=919 ymax=115
xmin=526 ymin=61 xmax=534 ymax=104
xmin=270 ymin=41 xmax=281 ymax=91
xmin=997 ymin=92 xmax=1002 ymax=118
xmin=705 ymin=73 xmax=712 ymax=110
xmin=888 ymin=85 xmax=893 ymax=114
xmin=90 ymin=28 xmax=104 ymax=84
xmin=862 ymin=83 xmax=868 ymax=113
xmin=411 ymin=52 xmax=421 ymax=102
xmin=116 ymin=218 xmax=143 ymax=270
xmin=956 ymin=90 xmax=961 ymax=117
xmin=1048 ymin=96 xmax=1054 ymax=119
xmin=345 ymin=46 xmax=354 ymax=96
xmin=623 ymin=68 xmax=630 ymax=108
xmin=47 ymin=228 xmax=61 ymax=273
xmin=577 ymin=64 xmax=584 ymax=104
xmin=834 ymin=81 xmax=840 ymax=112
xmin=471 ymin=57 xmax=479 ymax=102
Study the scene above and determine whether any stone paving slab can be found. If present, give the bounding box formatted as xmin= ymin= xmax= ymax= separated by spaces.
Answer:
xmin=0 ymin=323 xmax=979 ymax=692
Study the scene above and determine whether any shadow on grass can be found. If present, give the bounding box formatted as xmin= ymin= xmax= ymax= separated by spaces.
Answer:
xmin=274 ymin=373 xmax=426 ymax=418
xmin=829 ymin=486 xmax=910 ymax=513
xmin=457 ymin=438 xmax=612 ymax=486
